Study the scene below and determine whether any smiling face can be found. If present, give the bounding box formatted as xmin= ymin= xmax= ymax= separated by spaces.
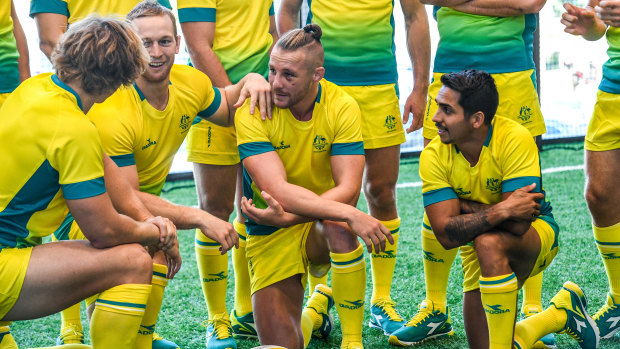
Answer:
xmin=132 ymin=14 xmax=180 ymax=84
xmin=432 ymin=86 xmax=474 ymax=144
xmin=268 ymin=47 xmax=318 ymax=109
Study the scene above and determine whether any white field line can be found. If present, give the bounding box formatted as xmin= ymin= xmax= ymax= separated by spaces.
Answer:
xmin=396 ymin=164 xmax=584 ymax=189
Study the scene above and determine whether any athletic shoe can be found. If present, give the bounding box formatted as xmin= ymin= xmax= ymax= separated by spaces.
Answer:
xmin=230 ymin=309 xmax=258 ymax=340
xmin=56 ymin=323 xmax=84 ymax=345
xmin=388 ymin=299 xmax=454 ymax=346
xmin=341 ymin=341 xmax=363 ymax=349
xmin=550 ymin=281 xmax=599 ymax=349
xmin=369 ymin=298 xmax=404 ymax=335
xmin=152 ymin=332 xmax=180 ymax=349
xmin=0 ymin=326 xmax=18 ymax=348
xmin=593 ymin=292 xmax=620 ymax=339
xmin=203 ymin=313 xmax=237 ymax=349
xmin=306 ymin=284 xmax=335 ymax=340
xmin=522 ymin=305 xmax=557 ymax=348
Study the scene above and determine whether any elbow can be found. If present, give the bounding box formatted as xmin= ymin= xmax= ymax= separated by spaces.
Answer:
xmin=39 ymin=40 xmax=54 ymax=58
xmin=435 ymin=232 xmax=459 ymax=250
xmin=87 ymin=226 xmax=120 ymax=249
xmin=522 ymin=0 xmax=545 ymax=14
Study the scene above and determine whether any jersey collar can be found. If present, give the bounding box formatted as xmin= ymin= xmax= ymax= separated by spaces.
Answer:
xmin=51 ymin=74 xmax=83 ymax=112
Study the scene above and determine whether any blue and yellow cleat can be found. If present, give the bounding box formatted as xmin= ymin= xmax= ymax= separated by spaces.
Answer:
xmin=306 ymin=284 xmax=335 ymax=340
xmin=550 ymin=281 xmax=599 ymax=349
xmin=369 ymin=298 xmax=404 ymax=336
xmin=388 ymin=300 xmax=454 ymax=346
xmin=204 ymin=313 xmax=237 ymax=349
xmin=230 ymin=309 xmax=257 ymax=340
xmin=56 ymin=324 xmax=85 ymax=345
xmin=593 ymin=292 xmax=620 ymax=340
xmin=522 ymin=305 xmax=557 ymax=348
xmin=0 ymin=326 xmax=18 ymax=349
xmin=153 ymin=332 xmax=180 ymax=349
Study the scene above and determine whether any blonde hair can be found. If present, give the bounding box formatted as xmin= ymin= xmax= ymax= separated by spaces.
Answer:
xmin=127 ymin=0 xmax=178 ymax=38
xmin=276 ymin=23 xmax=324 ymax=68
xmin=52 ymin=16 xmax=149 ymax=96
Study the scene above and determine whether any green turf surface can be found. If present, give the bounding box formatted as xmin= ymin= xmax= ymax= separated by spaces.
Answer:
xmin=11 ymin=142 xmax=620 ymax=348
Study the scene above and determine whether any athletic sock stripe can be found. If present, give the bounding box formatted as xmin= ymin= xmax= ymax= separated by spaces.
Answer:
xmin=195 ymin=239 xmax=221 ymax=247
xmin=595 ymin=239 xmax=620 ymax=247
xmin=330 ymin=254 xmax=364 ymax=266
xmin=153 ymin=271 xmax=167 ymax=278
xmin=96 ymin=299 xmax=146 ymax=309
xmin=479 ymin=274 xmax=517 ymax=286
xmin=390 ymin=228 xmax=400 ymax=235
xmin=422 ymin=222 xmax=432 ymax=231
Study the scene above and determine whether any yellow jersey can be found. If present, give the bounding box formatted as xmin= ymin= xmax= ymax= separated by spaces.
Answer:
xmin=29 ymin=0 xmax=172 ymax=24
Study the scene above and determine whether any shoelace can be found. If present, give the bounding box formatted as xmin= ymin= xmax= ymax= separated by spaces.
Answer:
xmin=374 ymin=299 xmax=403 ymax=321
xmin=593 ymin=302 xmax=618 ymax=320
xmin=563 ymin=327 xmax=584 ymax=343
xmin=405 ymin=307 xmax=433 ymax=327
xmin=202 ymin=316 xmax=232 ymax=339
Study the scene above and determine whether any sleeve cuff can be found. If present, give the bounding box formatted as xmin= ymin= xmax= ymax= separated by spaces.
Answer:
xmin=62 ymin=177 xmax=106 ymax=200
xmin=239 ymin=142 xmax=274 ymax=160
xmin=197 ymin=87 xmax=221 ymax=118
xmin=178 ymin=7 xmax=216 ymax=23
xmin=423 ymin=187 xmax=458 ymax=207
xmin=331 ymin=142 xmax=364 ymax=156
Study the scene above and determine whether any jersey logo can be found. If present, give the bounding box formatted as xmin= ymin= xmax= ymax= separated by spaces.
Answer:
xmin=274 ymin=141 xmax=291 ymax=150
xmin=202 ymin=271 xmax=227 ymax=282
xmin=518 ymin=106 xmax=533 ymax=122
xmin=384 ymin=114 xmax=397 ymax=131
xmin=423 ymin=250 xmax=444 ymax=263
xmin=142 ymin=138 xmax=158 ymax=150
xmin=339 ymin=299 xmax=364 ymax=310
xmin=486 ymin=178 xmax=501 ymax=193
xmin=484 ymin=304 xmax=510 ymax=315
xmin=455 ymin=187 xmax=471 ymax=196
xmin=313 ymin=135 xmax=328 ymax=152
xmin=179 ymin=114 xmax=192 ymax=133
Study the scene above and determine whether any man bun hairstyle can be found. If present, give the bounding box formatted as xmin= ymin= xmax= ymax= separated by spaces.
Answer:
xmin=276 ymin=24 xmax=324 ymax=67
xmin=52 ymin=16 xmax=149 ymax=96
xmin=440 ymin=69 xmax=499 ymax=125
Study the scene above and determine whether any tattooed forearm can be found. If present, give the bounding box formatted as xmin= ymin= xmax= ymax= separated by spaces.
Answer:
xmin=459 ymin=199 xmax=490 ymax=214
xmin=444 ymin=211 xmax=493 ymax=246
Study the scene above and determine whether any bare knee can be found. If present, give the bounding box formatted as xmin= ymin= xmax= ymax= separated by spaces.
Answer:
xmin=585 ymin=179 xmax=612 ymax=214
xmin=198 ymin=194 xmax=234 ymax=221
xmin=473 ymin=233 xmax=509 ymax=275
xmin=363 ymin=178 xmax=396 ymax=211
xmin=319 ymin=221 xmax=359 ymax=253
xmin=111 ymin=244 xmax=152 ymax=285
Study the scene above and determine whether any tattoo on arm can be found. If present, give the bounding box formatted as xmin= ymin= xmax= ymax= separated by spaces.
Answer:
xmin=459 ymin=199 xmax=490 ymax=214
xmin=444 ymin=212 xmax=492 ymax=246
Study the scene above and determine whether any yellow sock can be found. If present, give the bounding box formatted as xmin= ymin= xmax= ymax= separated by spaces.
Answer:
xmin=370 ymin=217 xmax=400 ymax=304
xmin=134 ymin=264 xmax=168 ymax=349
xmin=90 ymin=284 xmax=151 ymax=349
xmin=195 ymin=229 xmax=228 ymax=318
xmin=232 ymin=220 xmax=252 ymax=316
xmin=301 ymin=307 xmax=319 ymax=348
xmin=331 ymin=245 xmax=366 ymax=345
xmin=479 ymin=273 xmax=519 ymax=349
xmin=60 ymin=302 xmax=82 ymax=329
xmin=594 ymin=222 xmax=620 ymax=300
xmin=0 ymin=325 xmax=17 ymax=349
xmin=421 ymin=217 xmax=458 ymax=313
xmin=514 ymin=304 xmax=567 ymax=348
xmin=308 ymin=272 xmax=328 ymax=293
xmin=521 ymin=272 xmax=543 ymax=314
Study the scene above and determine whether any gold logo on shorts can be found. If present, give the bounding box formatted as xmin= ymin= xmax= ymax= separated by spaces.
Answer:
xmin=518 ymin=106 xmax=533 ymax=122
xmin=384 ymin=115 xmax=397 ymax=131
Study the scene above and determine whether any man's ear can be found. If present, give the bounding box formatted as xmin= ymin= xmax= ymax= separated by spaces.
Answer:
xmin=175 ymin=35 xmax=181 ymax=54
xmin=471 ymin=111 xmax=486 ymax=128
xmin=313 ymin=66 xmax=325 ymax=82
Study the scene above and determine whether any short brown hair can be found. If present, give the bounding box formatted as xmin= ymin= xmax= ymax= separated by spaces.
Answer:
xmin=127 ymin=0 xmax=178 ymax=38
xmin=52 ymin=16 xmax=148 ymax=96
xmin=276 ymin=24 xmax=324 ymax=68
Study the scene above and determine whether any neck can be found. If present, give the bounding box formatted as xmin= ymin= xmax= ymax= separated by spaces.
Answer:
xmin=289 ymin=83 xmax=319 ymax=121
xmin=65 ymin=81 xmax=100 ymax=114
xmin=456 ymin=125 xmax=490 ymax=166
xmin=136 ymin=77 xmax=170 ymax=111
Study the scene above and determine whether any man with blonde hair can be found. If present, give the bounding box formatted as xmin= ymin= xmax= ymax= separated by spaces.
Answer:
xmin=0 ymin=16 xmax=182 ymax=349
xmin=238 ymin=24 xmax=392 ymax=349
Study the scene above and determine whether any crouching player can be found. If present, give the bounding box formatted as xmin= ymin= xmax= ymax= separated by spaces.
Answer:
xmin=403 ymin=70 xmax=599 ymax=348
xmin=237 ymin=24 xmax=392 ymax=349
xmin=0 ymin=16 xmax=181 ymax=349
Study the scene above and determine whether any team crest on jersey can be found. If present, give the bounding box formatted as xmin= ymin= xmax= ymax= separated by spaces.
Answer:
xmin=486 ymin=178 xmax=501 ymax=193
xmin=313 ymin=135 xmax=328 ymax=152
xmin=518 ymin=106 xmax=533 ymax=122
xmin=274 ymin=141 xmax=291 ymax=150
xmin=384 ymin=114 xmax=397 ymax=131
xmin=142 ymin=138 xmax=157 ymax=150
xmin=179 ymin=114 xmax=192 ymax=133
